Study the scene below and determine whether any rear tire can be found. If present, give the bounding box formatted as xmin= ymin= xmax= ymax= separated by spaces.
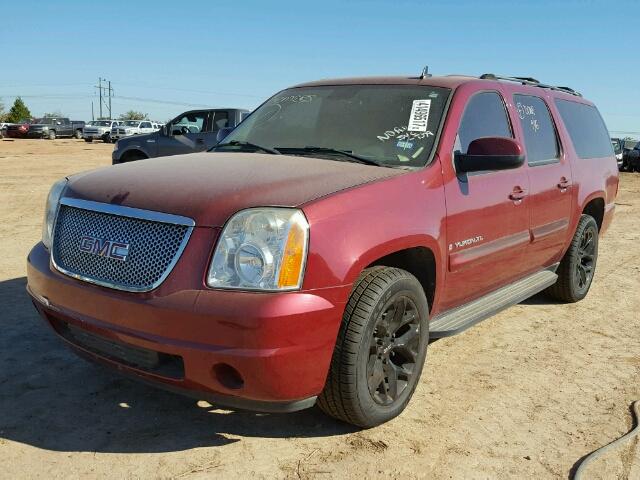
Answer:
xmin=84 ymin=138 xmax=92 ymax=143
xmin=317 ymin=267 xmax=429 ymax=428
xmin=75 ymin=129 xmax=82 ymax=139
xmin=48 ymin=130 xmax=56 ymax=140
xmin=546 ymin=214 xmax=598 ymax=303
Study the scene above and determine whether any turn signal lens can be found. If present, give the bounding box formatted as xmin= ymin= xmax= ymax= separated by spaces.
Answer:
xmin=278 ymin=218 xmax=307 ymax=288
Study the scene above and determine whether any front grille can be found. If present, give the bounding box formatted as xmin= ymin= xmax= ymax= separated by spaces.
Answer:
xmin=52 ymin=200 xmax=193 ymax=292
xmin=117 ymin=128 xmax=126 ymax=134
xmin=51 ymin=317 xmax=184 ymax=379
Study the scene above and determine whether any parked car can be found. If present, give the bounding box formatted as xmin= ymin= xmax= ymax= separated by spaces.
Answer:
xmin=112 ymin=109 xmax=249 ymax=163
xmin=611 ymin=138 xmax=623 ymax=169
xmin=0 ymin=122 xmax=11 ymax=138
xmin=26 ymin=117 xmax=85 ymax=139
xmin=5 ymin=121 xmax=31 ymax=138
xmin=27 ymin=72 xmax=618 ymax=427
xmin=625 ymin=141 xmax=640 ymax=172
xmin=110 ymin=120 xmax=157 ymax=141
xmin=83 ymin=120 xmax=123 ymax=143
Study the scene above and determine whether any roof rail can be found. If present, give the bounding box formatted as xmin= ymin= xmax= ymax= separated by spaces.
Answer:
xmin=479 ymin=73 xmax=582 ymax=97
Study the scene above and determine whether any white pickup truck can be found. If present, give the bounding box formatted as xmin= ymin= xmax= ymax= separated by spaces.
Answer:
xmin=110 ymin=120 xmax=158 ymax=141
xmin=83 ymin=120 xmax=123 ymax=143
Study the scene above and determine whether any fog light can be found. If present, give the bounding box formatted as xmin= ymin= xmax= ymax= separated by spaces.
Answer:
xmin=212 ymin=363 xmax=244 ymax=390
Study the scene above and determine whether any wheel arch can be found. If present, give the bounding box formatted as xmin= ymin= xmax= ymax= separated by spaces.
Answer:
xmin=342 ymin=236 xmax=442 ymax=313
xmin=581 ymin=195 xmax=605 ymax=231
xmin=118 ymin=148 xmax=149 ymax=163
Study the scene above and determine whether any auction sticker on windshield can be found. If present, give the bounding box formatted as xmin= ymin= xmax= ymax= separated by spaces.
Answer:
xmin=407 ymin=99 xmax=431 ymax=132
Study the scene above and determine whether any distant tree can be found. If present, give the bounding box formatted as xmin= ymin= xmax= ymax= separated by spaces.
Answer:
xmin=0 ymin=99 xmax=6 ymax=122
xmin=6 ymin=97 xmax=32 ymax=123
xmin=118 ymin=110 xmax=147 ymax=121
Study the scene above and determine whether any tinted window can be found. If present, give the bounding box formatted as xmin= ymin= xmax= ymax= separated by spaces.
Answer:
xmin=457 ymin=92 xmax=512 ymax=153
xmin=514 ymin=95 xmax=559 ymax=164
xmin=554 ymin=99 xmax=613 ymax=159
xmin=140 ymin=122 xmax=152 ymax=128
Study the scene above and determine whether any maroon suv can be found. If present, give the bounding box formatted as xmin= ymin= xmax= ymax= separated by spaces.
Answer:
xmin=27 ymin=73 xmax=618 ymax=427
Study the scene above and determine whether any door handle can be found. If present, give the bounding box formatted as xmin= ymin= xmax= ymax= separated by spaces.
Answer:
xmin=509 ymin=186 xmax=527 ymax=203
xmin=557 ymin=177 xmax=571 ymax=191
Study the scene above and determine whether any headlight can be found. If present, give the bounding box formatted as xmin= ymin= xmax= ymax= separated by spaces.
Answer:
xmin=207 ymin=208 xmax=309 ymax=291
xmin=42 ymin=178 xmax=68 ymax=249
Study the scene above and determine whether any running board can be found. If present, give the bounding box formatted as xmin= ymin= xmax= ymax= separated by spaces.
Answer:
xmin=430 ymin=269 xmax=558 ymax=338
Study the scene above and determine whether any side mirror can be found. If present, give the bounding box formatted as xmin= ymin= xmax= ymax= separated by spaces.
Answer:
xmin=56 ymin=121 xmax=62 ymax=125
xmin=216 ymin=127 xmax=234 ymax=143
xmin=454 ymin=137 xmax=525 ymax=174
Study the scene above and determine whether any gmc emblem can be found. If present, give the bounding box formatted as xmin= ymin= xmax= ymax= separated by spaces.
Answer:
xmin=79 ymin=236 xmax=130 ymax=261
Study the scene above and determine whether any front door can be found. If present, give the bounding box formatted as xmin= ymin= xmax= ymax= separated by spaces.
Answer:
xmin=157 ymin=110 xmax=210 ymax=157
xmin=440 ymin=89 xmax=531 ymax=310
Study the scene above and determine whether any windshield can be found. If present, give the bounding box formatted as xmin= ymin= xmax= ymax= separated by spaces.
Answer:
xmin=37 ymin=118 xmax=56 ymax=125
xmin=219 ymin=85 xmax=450 ymax=167
xmin=124 ymin=121 xmax=140 ymax=127
xmin=92 ymin=120 xmax=112 ymax=126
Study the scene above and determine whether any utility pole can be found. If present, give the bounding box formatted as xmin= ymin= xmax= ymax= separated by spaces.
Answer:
xmin=98 ymin=77 xmax=103 ymax=119
xmin=91 ymin=101 xmax=94 ymax=121
xmin=95 ymin=77 xmax=113 ymax=119
xmin=108 ymin=80 xmax=113 ymax=120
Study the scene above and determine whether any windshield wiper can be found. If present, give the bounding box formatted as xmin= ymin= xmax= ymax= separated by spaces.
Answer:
xmin=213 ymin=140 xmax=281 ymax=155
xmin=276 ymin=146 xmax=383 ymax=167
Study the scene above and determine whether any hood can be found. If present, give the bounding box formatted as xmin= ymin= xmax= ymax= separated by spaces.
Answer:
xmin=118 ymin=131 xmax=156 ymax=144
xmin=64 ymin=152 xmax=405 ymax=227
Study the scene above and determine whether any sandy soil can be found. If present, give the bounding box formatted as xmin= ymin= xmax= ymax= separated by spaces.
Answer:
xmin=0 ymin=138 xmax=638 ymax=479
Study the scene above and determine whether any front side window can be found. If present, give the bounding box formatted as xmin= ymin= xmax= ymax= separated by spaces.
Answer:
xmin=554 ymin=99 xmax=613 ymax=159
xmin=218 ymin=85 xmax=451 ymax=168
xmin=456 ymin=91 xmax=512 ymax=154
xmin=140 ymin=122 xmax=152 ymax=129
xmin=172 ymin=111 xmax=206 ymax=134
xmin=513 ymin=94 xmax=559 ymax=164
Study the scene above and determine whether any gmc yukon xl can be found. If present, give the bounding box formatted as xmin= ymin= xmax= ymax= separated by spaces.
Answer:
xmin=27 ymin=73 xmax=618 ymax=427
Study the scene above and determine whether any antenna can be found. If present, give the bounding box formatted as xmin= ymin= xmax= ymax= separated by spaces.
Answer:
xmin=419 ymin=65 xmax=431 ymax=79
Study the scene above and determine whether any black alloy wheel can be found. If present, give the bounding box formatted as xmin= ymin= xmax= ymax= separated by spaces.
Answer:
xmin=368 ymin=295 xmax=420 ymax=406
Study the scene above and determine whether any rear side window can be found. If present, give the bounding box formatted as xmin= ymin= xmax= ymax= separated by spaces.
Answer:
xmin=457 ymin=91 xmax=512 ymax=153
xmin=513 ymin=94 xmax=559 ymax=164
xmin=554 ymin=99 xmax=613 ymax=159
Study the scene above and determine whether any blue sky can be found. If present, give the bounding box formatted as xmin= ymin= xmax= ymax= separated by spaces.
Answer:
xmin=1 ymin=0 xmax=637 ymax=136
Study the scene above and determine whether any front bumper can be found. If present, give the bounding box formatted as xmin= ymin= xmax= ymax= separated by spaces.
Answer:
xmin=84 ymin=131 xmax=109 ymax=139
xmin=26 ymin=129 xmax=47 ymax=138
xmin=26 ymin=241 xmax=349 ymax=412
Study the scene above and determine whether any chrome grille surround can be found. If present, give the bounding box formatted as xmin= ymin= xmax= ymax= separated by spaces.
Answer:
xmin=51 ymin=198 xmax=195 ymax=292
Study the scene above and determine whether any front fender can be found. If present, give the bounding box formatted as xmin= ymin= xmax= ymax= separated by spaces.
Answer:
xmin=301 ymin=167 xmax=446 ymax=305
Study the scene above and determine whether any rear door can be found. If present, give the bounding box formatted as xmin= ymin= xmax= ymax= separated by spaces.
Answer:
xmin=440 ymin=88 xmax=531 ymax=309
xmin=155 ymin=110 xmax=210 ymax=156
xmin=511 ymin=93 xmax=573 ymax=269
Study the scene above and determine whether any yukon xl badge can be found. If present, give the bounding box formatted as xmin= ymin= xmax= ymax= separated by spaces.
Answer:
xmin=79 ymin=236 xmax=130 ymax=261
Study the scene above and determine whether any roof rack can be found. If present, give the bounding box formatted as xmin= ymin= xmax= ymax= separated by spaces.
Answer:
xmin=479 ymin=73 xmax=582 ymax=97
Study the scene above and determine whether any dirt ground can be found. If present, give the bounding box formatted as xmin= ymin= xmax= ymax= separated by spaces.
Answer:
xmin=0 ymin=138 xmax=638 ymax=479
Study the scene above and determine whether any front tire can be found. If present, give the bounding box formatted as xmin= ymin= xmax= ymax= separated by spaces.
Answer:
xmin=546 ymin=214 xmax=598 ymax=302
xmin=317 ymin=267 xmax=429 ymax=428
xmin=84 ymin=137 xmax=93 ymax=143
xmin=48 ymin=130 xmax=56 ymax=140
